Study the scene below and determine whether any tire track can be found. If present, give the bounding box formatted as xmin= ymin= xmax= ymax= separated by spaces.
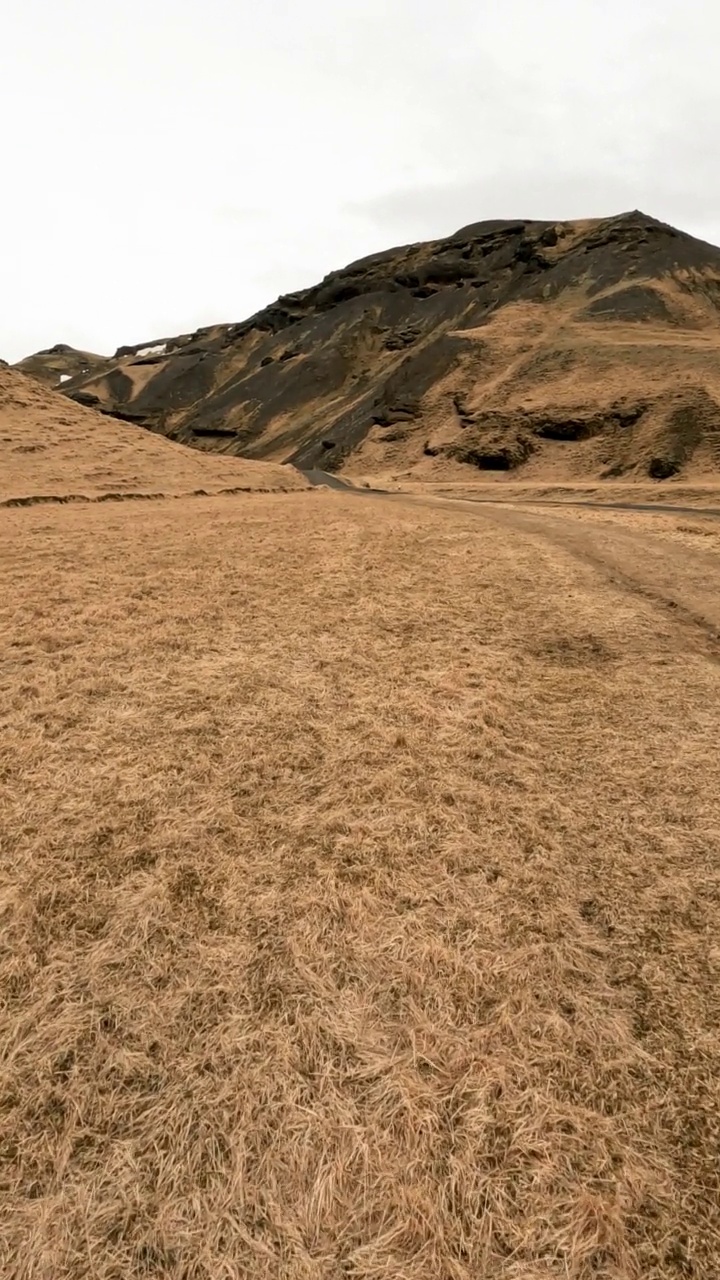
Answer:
xmin=302 ymin=472 xmax=720 ymax=660
xmin=431 ymin=499 xmax=720 ymax=661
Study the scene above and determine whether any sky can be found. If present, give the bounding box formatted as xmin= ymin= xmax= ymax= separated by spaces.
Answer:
xmin=1 ymin=0 xmax=717 ymax=361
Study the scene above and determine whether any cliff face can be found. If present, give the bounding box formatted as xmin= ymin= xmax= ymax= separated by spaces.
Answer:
xmin=17 ymin=211 xmax=720 ymax=482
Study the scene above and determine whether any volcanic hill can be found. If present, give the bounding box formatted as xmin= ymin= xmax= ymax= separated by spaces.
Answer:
xmin=16 ymin=211 xmax=720 ymax=484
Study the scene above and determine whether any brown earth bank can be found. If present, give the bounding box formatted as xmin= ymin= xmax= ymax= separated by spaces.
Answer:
xmin=0 ymin=367 xmax=308 ymax=503
xmin=2 ymin=489 xmax=720 ymax=1279
xmin=14 ymin=211 xmax=720 ymax=487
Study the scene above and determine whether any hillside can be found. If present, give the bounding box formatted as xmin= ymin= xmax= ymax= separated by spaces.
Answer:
xmin=0 ymin=366 xmax=307 ymax=504
xmin=13 ymin=343 xmax=113 ymax=389
xmin=19 ymin=210 xmax=720 ymax=485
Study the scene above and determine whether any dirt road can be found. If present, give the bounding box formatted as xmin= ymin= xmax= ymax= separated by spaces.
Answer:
xmin=301 ymin=469 xmax=720 ymax=655
xmin=428 ymin=497 xmax=720 ymax=658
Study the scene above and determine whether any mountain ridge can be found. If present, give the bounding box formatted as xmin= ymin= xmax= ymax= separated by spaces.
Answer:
xmin=13 ymin=210 xmax=720 ymax=483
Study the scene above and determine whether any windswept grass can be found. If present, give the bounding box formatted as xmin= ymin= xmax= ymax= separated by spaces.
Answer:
xmin=2 ymin=491 xmax=720 ymax=1278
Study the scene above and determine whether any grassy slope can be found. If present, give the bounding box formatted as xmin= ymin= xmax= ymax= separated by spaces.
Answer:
xmin=0 ymin=367 xmax=307 ymax=503
xmin=2 ymin=491 xmax=720 ymax=1278
xmin=350 ymin=294 xmax=720 ymax=488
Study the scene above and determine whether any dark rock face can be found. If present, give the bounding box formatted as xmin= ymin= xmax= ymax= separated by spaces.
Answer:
xmin=645 ymin=394 xmax=720 ymax=479
xmin=70 ymin=391 xmax=102 ymax=408
xmin=649 ymin=456 xmax=679 ymax=479
xmin=447 ymin=432 xmax=536 ymax=470
xmin=580 ymin=286 xmax=674 ymax=324
xmin=16 ymin=210 xmax=720 ymax=479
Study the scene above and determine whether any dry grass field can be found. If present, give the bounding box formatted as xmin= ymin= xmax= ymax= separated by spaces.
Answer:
xmin=2 ymin=488 xmax=720 ymax=1279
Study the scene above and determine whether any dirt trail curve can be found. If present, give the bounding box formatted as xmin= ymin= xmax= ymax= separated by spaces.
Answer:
xmin=299 ymin=469 xmax=365 ymax=491
xmin=446 ymin=500 xmax=720 ymax=660
xmin=299 ymin=468 xmax=720 ymax=516
xmin=299 ymin=469 xmax=720 ymax=659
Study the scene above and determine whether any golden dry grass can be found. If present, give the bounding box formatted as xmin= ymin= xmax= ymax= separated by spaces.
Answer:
xmin=2 ymin=489 xmax=720 ymax=1278
xmin=349 ymin=288 xmax=720 ymax=487
xmin=0 ymin=367 xmax=307 ymax=503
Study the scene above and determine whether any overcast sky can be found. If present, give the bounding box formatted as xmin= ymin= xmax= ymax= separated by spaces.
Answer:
xmin=1 ymin=0 xmax=717 ymax=361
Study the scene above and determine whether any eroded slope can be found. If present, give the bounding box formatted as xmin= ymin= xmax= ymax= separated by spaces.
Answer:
xmin=19 ymin=211 xmax=720 ymax=483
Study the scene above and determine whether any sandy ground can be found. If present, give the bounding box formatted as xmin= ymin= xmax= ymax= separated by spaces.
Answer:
xmin=2 ymin=489 xmax=720 ymax=1279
